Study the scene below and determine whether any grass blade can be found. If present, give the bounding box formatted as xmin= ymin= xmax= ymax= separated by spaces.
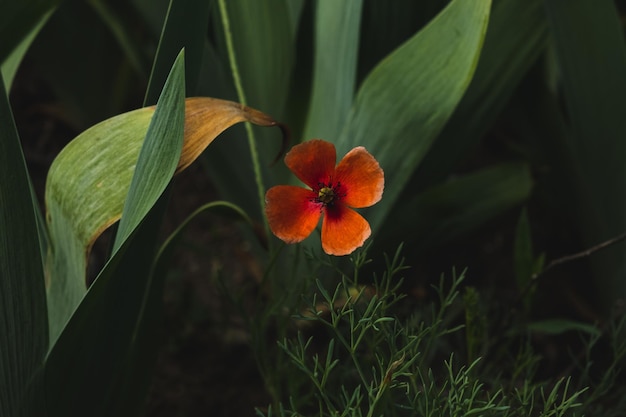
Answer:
xmin=113 ymin=50 xmax=186 ymax=250
xmin=144 ymin=0 xmax=212 ymax=105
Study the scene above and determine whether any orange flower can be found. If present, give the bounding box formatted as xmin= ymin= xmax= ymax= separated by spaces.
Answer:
xmin=265 ymin=139 xmax=384 ymax=256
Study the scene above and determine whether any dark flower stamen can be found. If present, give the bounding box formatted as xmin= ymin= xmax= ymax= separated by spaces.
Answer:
xmin=313 ymin=181 xmax=344 ymax=206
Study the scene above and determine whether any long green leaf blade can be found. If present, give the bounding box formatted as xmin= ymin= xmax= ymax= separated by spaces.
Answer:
xmin=44 ymin=49 xmax=186 ymax=417
xmin=0 ymin=74 xmax=48 ymax=416
xmin=302 ymin=0 xmax=362 ymax=140
xmin=336 ymin=0 xmax=492 ymax=232
xmin=203 ymin=0 xmax=294 ymax=220
xmin=412 ymin=0 xmax=548 ymax=190
xmin=144 ymin=0 xmax=211 ymax=105
xmin=113 ymin=50 xmax=186 ymax=250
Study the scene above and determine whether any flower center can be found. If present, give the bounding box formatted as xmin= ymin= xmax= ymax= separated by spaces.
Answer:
xmin=317 ymin=186 xmax=335 ymax=205
xmin=313 ymin=181 xmax=344 ymax=207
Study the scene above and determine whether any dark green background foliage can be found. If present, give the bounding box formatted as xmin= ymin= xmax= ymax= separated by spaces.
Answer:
xmin=1 ymin=0 xmax=625 ymax=415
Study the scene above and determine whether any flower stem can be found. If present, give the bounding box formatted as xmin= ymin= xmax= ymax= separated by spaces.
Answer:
xmin=217 ymin=0 xmax=269 ymax=242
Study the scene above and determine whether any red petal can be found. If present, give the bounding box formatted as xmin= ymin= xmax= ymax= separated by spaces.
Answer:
xmin=265 ymin=185 xmax=321 ymax=243
xmin=334 ymin=146 xmax=384 ymax=208
xmin=321 ymin=204 xmax=371 ymax=256
xmin=284 ymin=139 xmax=336 ymax=189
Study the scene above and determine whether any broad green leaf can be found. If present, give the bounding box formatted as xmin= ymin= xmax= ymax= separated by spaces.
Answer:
xmin=285 ymin=0 xmax=305 ymax=36
xmin=544 ymin=0 xmax=626 ymax=304
xmin=212 ymin=0 xmax=293 ymax=118
xmin=45 ymin=95 xmax=282 ymax=343
xmin=144 ymin=0 xmax=212 ymax=105
xmin=336 ymin=0 xmax=492 ymax=232
xmin=381 ymin=163 xmax=532 ymax=250
xmin=412 ymin=0 xmax=548 ymax=190
xmin=44 ymin=50 xmax=186 ymax=417
xmin=301 ymin=0 xmax=362 ymax=141
xmin=0 ymin=75 xmax=48 ymax=416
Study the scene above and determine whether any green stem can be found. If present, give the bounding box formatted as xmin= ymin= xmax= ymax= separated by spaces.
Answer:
xmin=217 ymin=0 xmax=270 ymax=242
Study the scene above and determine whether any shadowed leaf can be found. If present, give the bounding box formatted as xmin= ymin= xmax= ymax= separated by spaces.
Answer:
xmin=544 ymin=0 xmax=626 ymax=305
xmin=382 ymin=163 xmax=532 ymax=249
xmin=0 ymin=74 xmax=48 ymax=417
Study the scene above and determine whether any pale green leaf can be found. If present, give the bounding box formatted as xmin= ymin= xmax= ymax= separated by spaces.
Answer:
xmin=302 ymin=0 xmax=362 ymax=141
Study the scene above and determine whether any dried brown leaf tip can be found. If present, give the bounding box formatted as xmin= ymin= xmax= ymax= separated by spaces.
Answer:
xmin=175 ymin=97 xmax=289 ymax=173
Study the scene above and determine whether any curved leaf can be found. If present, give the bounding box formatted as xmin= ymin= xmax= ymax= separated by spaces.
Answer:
xmin=412 ymin=0 xmax=548 ymax=190
xmin=335 ymin=0 xmax=492 ymax=232
xmin=44 ymin=49 xmax=185 ymax=417
xmin=44 ymin=197 xmax=171 ymax=417
xmin=45 ymin=95 xmax=282 ymax=342
xmin=156 ymin=200 xmax=253 ymax=270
